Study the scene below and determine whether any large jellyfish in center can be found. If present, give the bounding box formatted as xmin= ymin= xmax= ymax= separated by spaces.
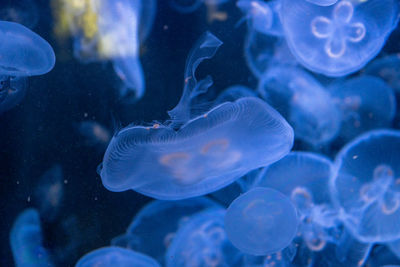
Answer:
xmin=280 ymin=0 xmax=399 ymax=76
xmin=99 ymin=32 xmax=294 ymax=200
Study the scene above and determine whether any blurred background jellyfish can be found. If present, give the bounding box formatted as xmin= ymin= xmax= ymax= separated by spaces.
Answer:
xmin=33 ymin=165 xmax=64 ymax=223
xmin=258 ymin=65 xmax=341 ymax=147
xmin=224 ymin=187 xmax=299 ymax=255
xmin=53 ymin=0 xmax=156 ymax=100
xmin=0 ymin=20 xmax=55 ymax=114
xmin=76 ymin=120 xmax=111 ymax=151
xmin=365 ymin=54 xmax=400 ymax=93
xmin=329 ymin=75 xmax=397 ymax=143
xmin=236 ymin=0 xmax=282 ymax=36
xmin=165 ymin=208 xmax=243 ymax=267
xmin=111 ymin=197 xmax=221 ymax=264
xmin=255 ymin=152 xmax=340 ymax=253
xmin=331 ymin=129 xmax=400 ymax=243
xmin=10 ymin=209 xmax=54 ymax=267
xmin=99 ymin=32 xmax=294 ymax=200
xmin=75 ymin=246 xmax=160 ymax=267
xmin=280 ymin=0 xmax=400 ymax=76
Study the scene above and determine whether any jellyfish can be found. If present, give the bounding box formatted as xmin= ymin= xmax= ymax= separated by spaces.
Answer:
xmin=255 ymin=152 xmax=340 ymax=252
xmin=10 ymin=209 xmax=54 ymax=267
xmin=0 ymin=21 xmax=55 ymax=113
xmin=330 ymin=129 xmax=400 ymax=243
xmin=0 ymin=21 xmax=55 ymax=76
xmin=33 ymin=165 xmax=64 ymax=222
xmin=258 ymin=65 xmax=341 ymax=146
xmin=75 ymin=247 xmax=160 ymax=267
xmin=329 ymin=75 xmax=397 ymax=143
xmin=76 ymin=121 xmax=111 ymax=149
xmin=165 ymin=208 xmax=243 ymax=267
xmin=58 ymin=0 xmax=156 ymax=100
xmin=111 ymin=197 xmax=221 ymax=264
xmin=237 ymin=0 xmax=283 ymax=36
xmin=224 ymin=187 xmax=298 ymax=255
xmin=365 ymin=54 xmax=400 ymax=93
xmin=99 ymin=32 xmax=294 ymax=200
xmin=280 ymin=0 xmax=399 ymax=76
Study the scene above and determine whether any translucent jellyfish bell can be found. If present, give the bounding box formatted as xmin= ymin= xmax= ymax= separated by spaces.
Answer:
xmin=10 ymin=209 xmax=54 ymax=267
xmin=165 ymin=208 xmax=242 ymax=267
xmin=329 ymin=75 xmax=397 ymax=142
xmin=280 ymin=0 xmax=399 ymax=76
xmin=258 ymin=66 xmax=341 ymax=146
xmin=257 ymin=152 xmax=333 ymax=205
xmin=213 ymin=85 xmax=257 ymax=105
xmin=0 ymin=21 xmax=55 ymax=76
xmin=331 ymin=129 xmax=400 ymax=243
xmin=111 ymin=197 xmax=221 ymax=264
xmin=100 ymin=32 xmax=294 ymax=200
xmin=75 ymin=247 xmax=160 ymax=267
xmin=225 ymin=187 xmax=298 ymax=255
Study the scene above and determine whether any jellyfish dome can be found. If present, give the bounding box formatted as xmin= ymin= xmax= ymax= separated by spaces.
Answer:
xmin=331 ymin=129 xmax=400 ymax=243
xmin=10 ymin=209 xmax=54 ymax=267
xmin=0 ymin=21 xmax=55 ymax=76
xmin=280 ymin=0 xmax=399 ymax=77
xmin=225 ymin=187 xmax=298 ymax=255
xmin=258 ymin=66 xmax=341 ymax=146
xmin=329 ymin=75 xmax=397 ymax=142
xmin=75 ymin=247 xmax=160 ymax=267
xmin=100 ymin=32 xmax=294 ymax=200
xmin=111 ymin=197 xmax=221 ymax=264
xmin=165 ymin=208 xmax=243 ymax=267
xmin=305 ymin=0 xmax=338 ymax=7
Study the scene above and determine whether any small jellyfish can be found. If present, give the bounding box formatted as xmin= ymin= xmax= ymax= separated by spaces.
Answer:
xmin=237 ymin=0 xmax=283 ymax=36
xmin=280 ymin=0 xmax=399 ymax=76
xmin=329 ymin=75 xmax=397 ymax=142
xmin=258 ymin=66 xmax=341 ymax=146
xmin=256 ymin=152 xmax=340 ymax=252
xmin=365 ymin=54 xmax=400 ymax=93
xmin=165 ymin=208 xmax=243 ymax=267
xmin=331 ymin=129 xmax=400 ymax=243
xmin=10 ymin=209 xmax=54 ymax=267
xmin=111 ymin=197 xmax=221 ymax=264
xmin=75 ymin=246 xmax=160 ymax=267
xmin=0 ymin=21 xmax=55 ymax=76
xmin=76 ymin=120 xmax=111 ymax=149
xmin=225 ymin=187 xmax=298 ymax=255
xmin=33 ymin=165 xmax=64 ymax=222
xmin=100 ymin=32 xmax=294 ymax=200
